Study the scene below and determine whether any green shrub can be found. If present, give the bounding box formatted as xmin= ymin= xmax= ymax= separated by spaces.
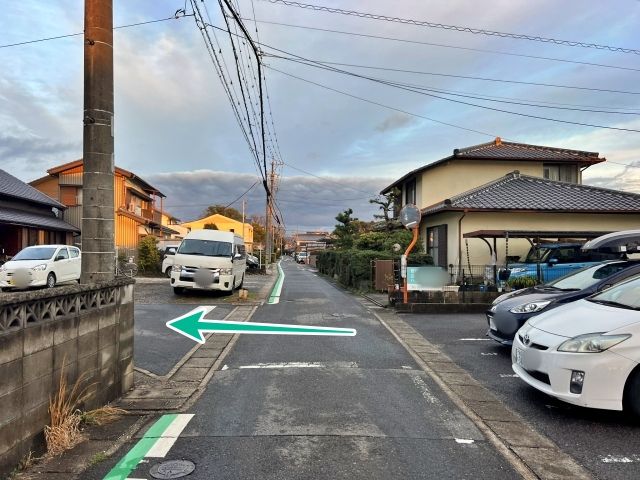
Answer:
xmin=137 ymin=236 xmax=161 ymax=273
xmin=316 ymin=249 xmax=433 ymax=291
xmin=507 ymin=276 xmax=538 ymax=290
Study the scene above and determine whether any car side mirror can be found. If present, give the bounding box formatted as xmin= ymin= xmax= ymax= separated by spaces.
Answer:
xmin=548 ymin=258 xmax=558 ymax=265
xmin=55 ymin=255 xmax=65 ymax=261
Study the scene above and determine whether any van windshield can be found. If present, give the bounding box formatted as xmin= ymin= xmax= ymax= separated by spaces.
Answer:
xmin=178 ymin=239 xmax=232 ymax=257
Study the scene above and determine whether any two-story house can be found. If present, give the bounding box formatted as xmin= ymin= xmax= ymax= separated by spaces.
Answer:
xmin=0 ymin=169 xmax=78 ymax=257
xmin=30 ymin=159 xmax=166 ymax=253
xmin=382 ymin=138 xmax=640 ymax=268
xmin=181 ymin=213 xmax=254 ymax=251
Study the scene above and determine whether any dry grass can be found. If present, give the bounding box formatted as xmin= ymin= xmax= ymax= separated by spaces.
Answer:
xmin=81 ymin=405 xmax=127 ymax=426
xmin=44 ymin=366 xmax=91 ymax=457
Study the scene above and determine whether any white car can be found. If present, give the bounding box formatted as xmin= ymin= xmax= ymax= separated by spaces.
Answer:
xmin=512 ymin=275 xmax=640 ymax=414
xmin=0 ymin=245 xmax=81 ymax=290
xmin=161 ymin=246 xmax=179 ymax=277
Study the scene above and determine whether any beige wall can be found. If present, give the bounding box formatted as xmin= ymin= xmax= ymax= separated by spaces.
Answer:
xmin=419 ymin=160 xmax=543 ymax=208
xmin=181 ymin=214 xmax=254 ymax=248
xmin=423 ymin=211 xmax=640 ymax=267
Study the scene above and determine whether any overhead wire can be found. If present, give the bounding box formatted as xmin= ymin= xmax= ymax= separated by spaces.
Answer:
xmin=258 ymin=0 xmax=640 ymax=55
xmin=237 ymin=17 xmax=640 ymax=74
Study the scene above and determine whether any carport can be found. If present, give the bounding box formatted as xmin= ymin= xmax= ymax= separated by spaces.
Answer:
xmin=461 ymin=230 xmax=612 ymax=284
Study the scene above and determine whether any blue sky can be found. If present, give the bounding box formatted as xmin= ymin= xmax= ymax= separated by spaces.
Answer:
xmin=1 ymin=0 xmax=640 ymax=231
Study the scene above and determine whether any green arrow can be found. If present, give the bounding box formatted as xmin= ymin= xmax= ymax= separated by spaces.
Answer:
xmin=166 ymin=306 xmax=357 ymax=344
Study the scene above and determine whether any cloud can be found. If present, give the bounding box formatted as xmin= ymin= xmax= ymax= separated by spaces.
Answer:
xmin=375 ymin=113 xmax=414 ymax=132
xmin=148 ymin=169 xmax=393 ymax=232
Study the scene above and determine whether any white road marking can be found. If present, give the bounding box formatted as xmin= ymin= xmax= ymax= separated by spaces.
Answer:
xmin=459 ymin=338 xmax=491 ymax=341
xmin=221 ymin=364 xmax=228 ymax=370
xmin=401 ymin=365 xmax=413 ymax=369
xmin=455 ymin=438 xmax=475 ymax=444
xmin=481 ymin=352 xmax=498 ymax=356
xmin=499 ymin=374 xmax=519 ymax=378
xmin=411 ymin=375 xmax=439 ymax=404
xmin=145 ymin=414 xmax=194 ymax=458
xmin=601 ymin=455 xmax=640 ymax=463
xmin=238 ymin=361 xmax=358 ymax=369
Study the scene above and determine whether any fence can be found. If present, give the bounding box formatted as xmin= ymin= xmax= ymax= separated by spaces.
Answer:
xmin=447 ymin=263 xmax=581 ymax=289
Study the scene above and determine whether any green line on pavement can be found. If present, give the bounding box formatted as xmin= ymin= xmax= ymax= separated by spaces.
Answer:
xmin=103 ymin=414 xmax=177 ymax=480
xmin=268 ymin=260 xmax=285 ymax=304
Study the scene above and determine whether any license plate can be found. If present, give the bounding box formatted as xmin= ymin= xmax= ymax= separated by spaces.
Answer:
xmin=515 ymin=348 xmax=523 ymax=367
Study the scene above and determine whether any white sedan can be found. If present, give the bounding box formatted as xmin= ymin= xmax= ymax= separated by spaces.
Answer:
xmin=0 ymin=245 xmax=81 ymax=290
xmin=512 ymin=274 xmax=640 ymax=414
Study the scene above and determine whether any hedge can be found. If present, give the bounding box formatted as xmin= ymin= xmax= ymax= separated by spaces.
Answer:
xmin=316 ymin=249 xmax=433 ymax=291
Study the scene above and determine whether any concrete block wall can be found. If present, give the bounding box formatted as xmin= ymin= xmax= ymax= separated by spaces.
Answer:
xmin=0 ymin=279 xmax=134 ymax=474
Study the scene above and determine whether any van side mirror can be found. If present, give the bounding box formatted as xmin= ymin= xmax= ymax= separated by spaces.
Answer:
xmin=234 ymin=253 xmax=242 ymax=259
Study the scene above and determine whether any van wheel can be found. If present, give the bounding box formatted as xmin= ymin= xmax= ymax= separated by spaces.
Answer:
xmin=624 ymin=369 xmax=640 ymax=418
xmin=165 ymin=267 xmax=172 ymax=278
xmin=173 ymin=287 xmax=184 ymax=295
xmin=46 ymin=273 xmax=56 ymax=288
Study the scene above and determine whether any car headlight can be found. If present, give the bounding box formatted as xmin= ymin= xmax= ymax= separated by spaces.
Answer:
xmin=172 ymin=265 xmax=182 ymax=272
xmin=558 ymin=333 xmax=631 ymax=353
xmin=509 ymin=300 xmax=551 ymax=314
xmin=31 ymin=264 xmax=47 ymax=271
xmin=219 ymin=268 xmax=233 ymax=275
xmin=510 ymin=267 xmax=527 ymax=273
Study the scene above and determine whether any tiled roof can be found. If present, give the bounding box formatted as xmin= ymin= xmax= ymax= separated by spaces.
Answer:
xmin=423 ymin=171 xmax=640 ymax=215
xmin=0 ymin=207 xmax=79 ymax=232
xmin=0 ymin=169 xmax=65 ymax=208
xmin=453 ymin=138 xmax=601 ymax=162
xmin=381 ymin=137 xmax=604 ymax=194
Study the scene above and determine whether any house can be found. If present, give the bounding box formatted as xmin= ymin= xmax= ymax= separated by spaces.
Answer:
xmin=161 ymin=212 xmax=188 ymax=240
xmin=30 ymin=159 xmax=166 ymax=254
xmin=181 ymin=213 xmax=254 ymax=250
xmin=0 ymin=169 xmax=79 ymax=257
xmin=293 ymin=231 xmax=331 ymax=252
xmin=382 ymin=138 xmax=640 ymax=268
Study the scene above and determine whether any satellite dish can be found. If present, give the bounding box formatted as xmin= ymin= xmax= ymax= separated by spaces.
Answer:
xmin=399 ymin=204 xmax=421 ymax=229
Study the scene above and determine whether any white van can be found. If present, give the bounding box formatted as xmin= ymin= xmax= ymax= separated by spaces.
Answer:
xmin=170 ymin=230 xmax=246 ymax=295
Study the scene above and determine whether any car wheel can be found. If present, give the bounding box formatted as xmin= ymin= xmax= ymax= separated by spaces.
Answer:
xmin=173 ymin=287 xmax=184 ymax=295
xmin=46 ymin=273 xmax=56 ymax=289
xmin=624 ymin=369 xmax=640 ymax=417
xmin=165 ymin=267 xmax=172 ymax=278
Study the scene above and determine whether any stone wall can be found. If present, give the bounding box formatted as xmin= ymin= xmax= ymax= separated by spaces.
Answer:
xmin=391 ymin=289 xmax=502 ymax=313
xmin=0 ymin=279 xmax=134 ymax=473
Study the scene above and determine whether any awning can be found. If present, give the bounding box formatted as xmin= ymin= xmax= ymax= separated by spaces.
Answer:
xmin=0 ymin=207 xmax=80 ymax=232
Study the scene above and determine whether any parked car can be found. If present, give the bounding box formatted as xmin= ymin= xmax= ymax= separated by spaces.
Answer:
xmin=512 ymin=274 xmax=640 ymax=414
xmin=170 ymin=230 xmax=246 ymax=295
xmin=246 ymin=253 xmax=259 ymax=269
xmin=487 ymin=261 xmax=640 ymax=345
xmin=0 ymin=245 xmax=81 ymax=290
xmin=161 ymin=245 xmax=180 ymax=277
xmin=296 ymin=252 xmax=308 ymax=264
xmin=502 ymin=242 xmax=619 ymax=283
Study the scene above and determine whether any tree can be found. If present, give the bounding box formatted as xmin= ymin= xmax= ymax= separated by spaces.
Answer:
xmin=137 ymin=236 xmax=161 ymax=273
xmin=248 ymin=214 xmax=266 ymax=247
xmin=333 ymin=208 xmax=359 ymax=249
xmin=202 ymin=204 xmax=243 ymax=221
xmin=369 ymin=187 xmax=401 ymax=231
xmin=204 ymin=223 xmax=218 ymax=230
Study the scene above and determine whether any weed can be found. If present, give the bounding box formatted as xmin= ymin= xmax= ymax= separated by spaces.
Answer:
xmin=89 ymin=451 xmax=109 ymax=466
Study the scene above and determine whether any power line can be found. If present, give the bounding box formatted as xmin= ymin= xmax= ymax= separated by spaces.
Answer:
xmin=282 ymin=162 xmax=381 ymax=196
xmin=238 ymin=17 xmax=640 ymax=74
xmin=265 ymin=53 xmax=640 ymax=133
xmin=0 ymin=11 xmax=192 ymax=49
xmin=223 ymin=180 xmax=260 ymax=208
xmin=259 ymin=0 xmax=640 ymax=55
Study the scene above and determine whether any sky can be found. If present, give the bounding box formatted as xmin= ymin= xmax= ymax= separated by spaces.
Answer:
xmin=1 ymin=0 xmax=640 ymax=233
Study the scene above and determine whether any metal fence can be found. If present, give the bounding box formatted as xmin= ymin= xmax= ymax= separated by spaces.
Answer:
xmin=447 ymin=264 xmax=581 ymax=288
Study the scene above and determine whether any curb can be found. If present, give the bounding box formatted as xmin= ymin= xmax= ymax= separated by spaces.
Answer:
xmin=369 ymin=305 xmax=593 ymax=480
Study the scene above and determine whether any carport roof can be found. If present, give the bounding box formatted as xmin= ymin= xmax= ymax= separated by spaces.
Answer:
xmin=423 ymin=171 xmax=640 ymax=215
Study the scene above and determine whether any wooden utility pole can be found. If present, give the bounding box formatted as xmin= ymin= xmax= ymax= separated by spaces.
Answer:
xmin=81 ymin=0 xmax=115 ymax=283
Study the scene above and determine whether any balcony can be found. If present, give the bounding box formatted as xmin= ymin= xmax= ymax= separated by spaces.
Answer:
xmin=141 ymin=208 xmax=162 ymax=224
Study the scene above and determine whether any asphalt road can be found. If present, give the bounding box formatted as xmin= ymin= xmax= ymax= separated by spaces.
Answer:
xmin=88 ymin=258 xmax=519 ymax=479
xmin=404 ymin=312 xmax=640 ymax=480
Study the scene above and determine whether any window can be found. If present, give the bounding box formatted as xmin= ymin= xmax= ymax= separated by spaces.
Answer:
xmin=57 ymin=247 xmax=69 ymax=259
xmin=69 ymin=248 xmax=80 ymax=258
xmin=543 ymin=164 xmax=578 ymax=183
xmin=426 ymin=225 xmax=447 ymax=267
xmin=405 ymin=178 xmax=416 ymax=205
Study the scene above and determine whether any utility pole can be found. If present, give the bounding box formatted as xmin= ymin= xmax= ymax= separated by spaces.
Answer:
xmin=264 ymin=181 xmax=272 ymax=266
xmin=81 ymin=0 xmax=115 ymax=283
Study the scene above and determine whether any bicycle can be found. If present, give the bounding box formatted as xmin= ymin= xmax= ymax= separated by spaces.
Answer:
xmin=115 ymin=256 xmax=139 ymax=278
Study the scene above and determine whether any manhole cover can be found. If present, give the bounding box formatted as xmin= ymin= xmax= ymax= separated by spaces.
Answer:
xmin=150 ymin=460 xmax=196 ymax=479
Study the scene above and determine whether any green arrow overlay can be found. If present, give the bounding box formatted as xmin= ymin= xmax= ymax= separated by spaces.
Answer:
xmin=166 ymin=306 xmax=357 ymax=343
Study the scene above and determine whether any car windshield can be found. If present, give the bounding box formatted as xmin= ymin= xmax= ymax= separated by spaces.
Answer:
xmin=12 ymin=247 xmax=57 ymax=261
xmin=178 ymin=239 xmax=232 ymax=257
xmin=547 ymin=262 xmax=629 ymax=291
xmin=588 ymin=275 xmax=640 ymax=310
xmin=523 ymin=247 xmax=552 ymax=263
